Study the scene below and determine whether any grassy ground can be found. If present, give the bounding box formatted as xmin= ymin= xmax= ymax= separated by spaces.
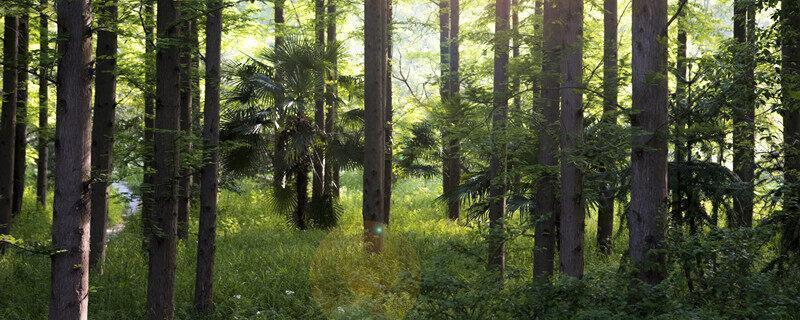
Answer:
xmin=1 ymin=174 xmax=798 ymax=319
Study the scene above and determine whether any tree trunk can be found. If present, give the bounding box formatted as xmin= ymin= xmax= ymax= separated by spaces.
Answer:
xmin=559 ymin=0 xmax=585 ymax=278
xmin=194 ymin=0 xmax=221 ymax=311
xmin=50 ymin=3 xmax=93 ymax=318
xmin=0 ymin=16 xmax=19 ymax=247
xmin=533 ymin=0 xmax=560 ymax=280
xmin=141 ymin=0 xmax=156 ymax=247
xmin=488 ymin=0 xmax=509 ymax=275
xmin=294 ymin=157 xmax=309 ymax=230
xmin=325 ymin=0 xmax=340 ymax=198
xmin=90 ymin=0 xmax=118 ymax=272
xmin=363 ymin=0 xmax=387 ymax=253
xmin=597 ymin=0 xmax=617 ymax=255
xmin=384 ymin=0 xmax=393 ymax=225
xmin=629 ymin=0 xmax=669 ymax=285
xmin=439 ymin=0 xmax=453 ymax=219
xmin=782 ymin=0 xmax=800 ymax=255
xmin=146 ymin=0 xmax=181 ymax=318
xmin=732 ymin=0 xmax=756 ymax=228
xmin=672 ymin=9 xmax=688 ymax=232
xmin=12 ymin=14 xmax=29 ymax=217
xmin=37 ymin=0 xmax=49 ymax=207
xmin=178 ymin=17 xmax=194 ymax=240
xmin=313 ymin=0 xmax=327 ymax=202
xmin=272 ymin=0 xmax=287 ymax=195
xmin=442 ymin=0 xmax=462 ymax=221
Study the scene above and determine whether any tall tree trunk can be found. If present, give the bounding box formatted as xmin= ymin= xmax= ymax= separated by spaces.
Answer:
xmin=732 ymin=0 xmax=756 ymax=228
xmin=146 ymin=0 xmax=181 ymax=318
xmin=294 ymin=157 xmax=309 ymax=230
xmin=782 ymin=0 xmax=800 ymax=256
xmin=597 ymin=0 xmax=617 ymax=255
xmin=12 ymin=14 xmax=29 ymax=217
xmin=178 ymin=17 xmax=195 ymax=240
xmin=194 ymin=0 xmax=221 ymax=310
xmin=443 ymin=0 xmax=462 ymax=220
xmin=672 ymin=9 xmax=688 ymax=232
xmin=488 ymin=0 xmax=510 ymax=275
xmin=363 ymin=0 xmax=387 ymax=253
xmin=141 ymin=0 xmax=156 ymax=247
xmin=629 ymin=0 xmax=669 ymax=285
xmin=510 ymin=0 xmax=520 ymax=112
xmin=272 ymin=0 xmax=287 ymax=195
xmin=0 ymin=16 xmax=19 ymax=247
xmin=533 ymin=0 xmax=560 ymax=280
xmin=50 ymin=2 xmax=93 ymax=318
xmin=90 ymin=0 xmax=118 ymax=272
xmin=559 ymin=0 xmax=585 ymax=278
xmin=325 ymin=0 xmax=340 ymax=198
xmin=313 ymin=0 xmax=326 ymax=201
xmin=36 ymin=0 xmax=49 ymax=207
xmin=439 ymin=0 xmax=453 ymax=219
xmin=384 ymin=0 xmax=393 ymax=225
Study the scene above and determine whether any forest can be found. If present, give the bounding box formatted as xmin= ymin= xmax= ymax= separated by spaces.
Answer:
xmin=1 ymin=0 xmax=800 ymax=319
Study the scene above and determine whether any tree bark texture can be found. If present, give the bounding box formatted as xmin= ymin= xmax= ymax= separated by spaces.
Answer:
xmin=1 ymin=16 xmax=19 ymax=249
xmin=12 ymin=14 xmax=29 ymax=217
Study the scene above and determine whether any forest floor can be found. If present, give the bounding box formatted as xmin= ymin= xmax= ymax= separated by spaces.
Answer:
xmin=1 ymin=173 xmax=799 ymax=319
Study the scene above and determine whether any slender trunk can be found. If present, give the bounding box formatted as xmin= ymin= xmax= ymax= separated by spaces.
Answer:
xmin=325 ymin=0 xmax=340 ymax=197
xmin=194 ymin=1 xmax=221 ymax=310
xmin=444 ymin=0 xmax=461 ymax=220
xmin=50 ymin=3 xmax=93 ymax=318
xmin=90 ymin=0 xmax=119 ymax=272
xmin=781 ymin=0 xmax=800 ymax=255
xmin=629 ymin=0 xmax=669 ymax=285
xmin=313 ymin=0 xmax=326 ymax=200
xmin=439 ymin=0 xmax=454 ymax=220
xmin=597 ymin=0 xmax=617 ymax=255
xmin=559 ymin=0 xmax=585 ymax=278
xmin=12 ymin=15 xmax=29 ymax=217
xmin=384 ymin=0 xmax=393 ymax=225
xmin=732 ymin=0 xmax=756 ymax=228
xmin=146 ymin=1 xmax=181 ymax=318
xmin=294 ymin=157 xmax=309 ymax=230
xmin=511 ymin=0 xmax=520 ymax=112
xmin=488 ymin=0 xmax=510 ymax=275
xmin=672 ymin=11 xmax=688 ymax=232
xmin=0 ymin=16 xmax=19 ymax=246
xmin=178 ymin=18 xmax=195 ymax=240
xmin=142 ymin=0 xmax=156 ymax=247
xmin=37 ymin=0 xmax=49 ymax=207
xmin=363 ymin=0 xmax=387 ymax=252
xmin=272 ymin=0 xmax=287 ymax=195
xmin=533 ymin=0 xmax=560 ymax=280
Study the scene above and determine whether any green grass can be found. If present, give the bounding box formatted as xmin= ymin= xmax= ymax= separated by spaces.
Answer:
xmin=1 ymin=174 xmax=799 ymax=319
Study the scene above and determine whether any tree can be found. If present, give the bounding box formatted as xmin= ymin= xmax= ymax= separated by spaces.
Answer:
xmin=363 ymin=0 xmax=387 ymax=252
xmin=90 ymin=0 xmax=119 ymax=271
xmin=178 ymin=16 xmax=195 ymax=240
xmin=325 ymin=0 xmax=340 ymax=197
xmin=194 ymin=0 xmax=222 ymax=311
xmin=146 ymin=0 xmax=182 ymax=318
xmin=672 ymin=2 xmax=688 ymax=233
xmin=559 ymin=0 xmax=585 ymax=278
xmin=597 ymin=0 xmax=617 ymax=255
xmin=782 ymin=0 xmax=800 ymax=256
xmin=313 ymin=0 xmax=327 ymax=200
xmin=0 ymin=15 xmax=19 ymax=249
xmin=488 ymin=0 xmax=510 ymax=275
xmin=440 ymin=0 xmax=462 ymax=220
xmin=384 ymin=0 xmax=394 ymax=225
xmin=629 ymin=0 xmax=668 ymax=284
xmin=732 ymin=0 xmax=756 ymax=228
xmin=36 ymin=0 xmax=49 ymax=207
xmin=50 ymin=2 xmax=93 ymax=318
xmin=12 ymin=14 xmax=29 ymax=217
xmin=141 ymin=0 xmax=156 ymax=247
xmin=534 ymin=0 xmax=560 ymax=279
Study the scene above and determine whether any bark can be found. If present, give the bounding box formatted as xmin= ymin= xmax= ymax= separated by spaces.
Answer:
xmin=629 ymin=0 xmax=669 ymax=285
xmin=443 ymin=0 xmax=462 ymax=220
xmin=672 ymin=11 xmax=688 ymax=231
xmin=732 ymin=0 xmax=756 ymax=228
xmin=12 ymin=15 xmax=29 ymax=217
xmin=0 ymin=16 xmax=19 ymax=246
xmin=37 ymin=1 xmax=49 ymax=207
xmin=141 ymin=0 xmax=156 ymax=247
xmin=178 ymin=18 xmax=195 ymax=240
xmin=384 ymin=0 xmax=393 ymax=225
xmin=363 ymin=0 xmax=387 ymax=253
xmin=597 ymin=0 xmax=617 ymax=255
xmin=559 ymin=0 xmax=585 ymax=278
xmin=50 ymin=3 xmax=93 ymax=319
xmin=782 ymin=0 xmax=800 ymax=255
xmin=146 ymin=0 xmax=181 ymax=318
xmin=313 ymin=0 xmax=327 ymax=201
xmin=533 ymin=0 xmax=560 ymax=280
xmin=194 ymin=1 xmax=221 ymax=311
xmin=294 ymin=158 xmax=309 ymax=230
xmin=90 ymin=0 xmax=119 ymax=272
xmin=325 ymin=0 xmax=340 ymax=197
xmin=488 ymin=0 xmax=510 ymax=275
xmin=272 ymin=0 xmax=287 ymax=195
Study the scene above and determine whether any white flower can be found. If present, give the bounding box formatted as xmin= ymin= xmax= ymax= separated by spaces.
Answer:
xmin=337 ymin=306 xmax=345 ymax=313
xmin=234 ymin=294 xmax=242 ymax=299
xmin=285 ymin=290 xmax=295 ymax=295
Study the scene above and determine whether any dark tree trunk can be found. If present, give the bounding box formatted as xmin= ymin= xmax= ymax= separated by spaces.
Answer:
xmin=384 ymin=0 xmax=393 ymax=225
xmin=782 ymin=0 xmax=800 ymax=255
xmin=488 ymin=0 xmax=509 ymax=275
xmin=294 ymin=158 xmax=309 ymax=230
xmin=732 ymin=0 xmax=756 ymax=228
xmin=629 ymin=0 xmax=669 ymax=285
xmin=325 ymin=0 xmax=340 ymax=198
xmin=363 ymin=0 xmax=387 ymax=252
xmin=0 ymin=16 xmax=19 ymax=246
xmin=313 ymin=0 xmax=327 ymax=201
xmin=672 ymin=10 xmax=688 ymax=232
xmin=50 ymin=3 xmax=93 ymax=318
xmin=533 ymin=0 xmax=560 ymax=280
xmin=597 ymin=0 xmax=617 ymax=255
xmin=439 ymin=0 xmax=453 ymax=219
xmin=559 ymin=0 xmax=585 ymax=278
xmin=90 ymin=0 xmax=118 ymax=272
xmin=12 ymin=14 xmax=29 ymax=217
xmin=194 ymin=0 xmax=221 ymax=311
xmin=146 ymin=0 xmax=181 ymax=318
xmin=178 ymin=17 xmax=195 ymax=240
xmin=141 ymin=0 xmax=156 ymax=247
xmin=442 ymin=0 xmax=462 ymax=221
xmin=272 ymin=0 xmax=287 ymax=195
xmin=36 ymin=1 xmax=49 ymax=207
